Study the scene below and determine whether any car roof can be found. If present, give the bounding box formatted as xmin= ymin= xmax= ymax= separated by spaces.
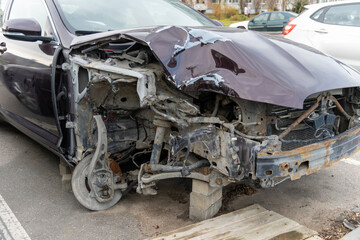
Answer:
xmin=257 ymin=11 xmax=298 ymax=17
xmin=260 ymin=11 xmax=296 ymax=14
xmin=305 ymin=0 xmax=360 ymax=10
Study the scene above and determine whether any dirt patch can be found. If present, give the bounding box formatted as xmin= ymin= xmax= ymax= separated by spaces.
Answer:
xmin=319 ymin=210 xmax=360 ymax=240
xmin=177 ymin=209 xmax=190 ymax=220
xmin=167 ymin=190 xmax=190 ymax=204
xmin=219 ymin=182 xmax=257 ymax=213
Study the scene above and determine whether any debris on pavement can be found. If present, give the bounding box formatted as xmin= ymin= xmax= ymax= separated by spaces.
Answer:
xmin=320 ymin=211 xmax=360 ymax=240
xmin=220 ymin=182 xmax=257 ymax=213
xmin=343 ymin=219 xmax=359 ymax=231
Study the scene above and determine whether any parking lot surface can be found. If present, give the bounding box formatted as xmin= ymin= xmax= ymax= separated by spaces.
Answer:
xmin=0 ymin=122 xmax=360 ymax=239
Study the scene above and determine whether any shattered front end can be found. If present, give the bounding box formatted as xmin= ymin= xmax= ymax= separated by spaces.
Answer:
xmin=58 ymin=26 xmax=360 ymax=210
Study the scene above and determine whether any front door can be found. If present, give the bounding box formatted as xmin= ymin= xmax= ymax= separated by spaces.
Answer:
xmin=0 ymin=0 xmax=60 ymax=148
xmin=248 ymin=13 xmax=270 ymax=31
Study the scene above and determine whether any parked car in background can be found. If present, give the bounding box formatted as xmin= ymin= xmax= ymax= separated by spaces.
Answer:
xmin=283 ymin=1 xmax=360 ymax=71
xmin=230 ymin=11 xmax=298 ymax=31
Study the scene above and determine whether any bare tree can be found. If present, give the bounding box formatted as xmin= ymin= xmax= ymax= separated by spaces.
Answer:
xmin=282 ymin=0 xmax=295 ymax=11
xmin=266 ymin=0 xmax=277 ymax=11
xmin=239 ymin=0 xmax=246 ymax=14
xmin=252 ymin=0 xmax=262 ymax=14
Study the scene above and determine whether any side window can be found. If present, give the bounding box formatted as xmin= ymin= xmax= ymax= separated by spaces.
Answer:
xmin=253 ymin=13 xmax=269 ymax=22
xmin=270 ymin=12 xmax=285 ymax=21
xmin=323 ymin=4 xmax=360 ymax=27
xmin=8 ymin=0 xmax=54 ymax=36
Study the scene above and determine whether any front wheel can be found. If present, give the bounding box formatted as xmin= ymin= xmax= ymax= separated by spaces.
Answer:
xmin=71 ymin=154 xmax=122 ymax=211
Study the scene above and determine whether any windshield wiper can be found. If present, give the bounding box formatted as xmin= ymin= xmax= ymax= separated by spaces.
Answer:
xmin=75 ymin=30 xmax=103 ymax=36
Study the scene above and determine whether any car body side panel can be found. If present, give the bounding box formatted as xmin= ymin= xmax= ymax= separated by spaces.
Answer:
xmin=309 ymin=24 xmax=360 ymax=72
xmin=0 ymin=38 xmax=60 ymax=137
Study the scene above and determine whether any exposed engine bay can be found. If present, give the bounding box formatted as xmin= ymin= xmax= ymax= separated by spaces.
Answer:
xmin=56 ymin=36 xmax=360 ymax=210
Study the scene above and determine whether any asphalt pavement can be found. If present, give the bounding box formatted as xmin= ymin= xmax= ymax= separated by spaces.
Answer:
xmin=0 ymin=122 xmax=360 ymax=239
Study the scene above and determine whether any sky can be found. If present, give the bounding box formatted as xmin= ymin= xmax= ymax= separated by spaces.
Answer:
xmin=0 ymin=0 xmax=6 ymax=11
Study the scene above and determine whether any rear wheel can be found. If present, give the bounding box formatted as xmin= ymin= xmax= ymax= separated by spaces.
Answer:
xmin=71 ymin=154 xmax=122 ymax=211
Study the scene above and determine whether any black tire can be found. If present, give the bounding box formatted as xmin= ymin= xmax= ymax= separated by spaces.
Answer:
xmin=71 ymin=154 xmax=122 ymax=211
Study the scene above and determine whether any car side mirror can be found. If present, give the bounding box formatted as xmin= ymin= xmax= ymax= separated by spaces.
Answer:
xmin=250 ymin=19 xmax=255 ymax=23
xmin=212 ymin=20 xmax=225 ymax=27
xmin=2 ymin=18 xmax=54 ymax=42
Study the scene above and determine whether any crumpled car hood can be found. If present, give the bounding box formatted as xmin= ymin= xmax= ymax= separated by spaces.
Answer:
xmin=71 ymin=26 xmax=360 ymax=109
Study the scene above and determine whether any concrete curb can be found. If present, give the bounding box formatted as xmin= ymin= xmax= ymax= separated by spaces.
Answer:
xmin=340 ymin=226 xmax=360 ymax=240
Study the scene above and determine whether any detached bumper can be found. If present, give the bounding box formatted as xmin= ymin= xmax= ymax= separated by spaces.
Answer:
xmin=256 ymin=125 xmax=360 ymax=181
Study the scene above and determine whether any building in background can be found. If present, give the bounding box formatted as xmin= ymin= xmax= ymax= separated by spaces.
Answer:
xmin=184 ymin=0 xmax=346 ymax=14
xmin=181 ymin=0 xmax=209 ymax=12
xmin=208 ymin=0 xmax=241 ymax=11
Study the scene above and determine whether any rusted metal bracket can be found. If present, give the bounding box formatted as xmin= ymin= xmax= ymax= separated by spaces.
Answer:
xmin=150 ymin=117 xmax=171 ymax=164
xmin=279 ymin=95 xmax=322 ymax=139
xmin=329 ymin=95 xmax=352 ymax=120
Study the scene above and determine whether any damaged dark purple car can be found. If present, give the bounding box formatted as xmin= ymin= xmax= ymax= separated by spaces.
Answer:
xmin=1 ymin=0 xmax=360 ymax=211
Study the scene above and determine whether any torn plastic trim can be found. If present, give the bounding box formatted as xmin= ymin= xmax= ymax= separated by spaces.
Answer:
xmin=51 ymin=47 xmax=64 ymax=149
xmin=183 ymin=73 xmax=224 ymax=88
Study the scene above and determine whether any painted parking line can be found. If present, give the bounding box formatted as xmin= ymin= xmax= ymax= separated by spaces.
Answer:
xmin=0 ymin=194 xmax=31 ymax=240
xmin=342 ymin=158 xmax=360 ymax=167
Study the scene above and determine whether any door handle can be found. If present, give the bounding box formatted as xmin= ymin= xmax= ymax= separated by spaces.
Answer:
xmin=0 ymin=42 xmax=7 ymax=54
xmin=315 ymin=29 xmax=328 ymax=34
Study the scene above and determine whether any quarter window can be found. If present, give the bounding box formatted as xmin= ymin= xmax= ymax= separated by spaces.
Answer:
xmin=310 ymin=8 xmax=325 ymax=21
xmin=323 ymin=4 xmax=360 ymax=27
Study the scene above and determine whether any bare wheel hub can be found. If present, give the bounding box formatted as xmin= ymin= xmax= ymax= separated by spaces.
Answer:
xmin=72 ymin=115 xmax=122 ymax=210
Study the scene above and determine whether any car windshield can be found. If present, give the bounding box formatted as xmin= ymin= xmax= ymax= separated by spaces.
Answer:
xmin=53 ymin=0 xmax=215 ymax=35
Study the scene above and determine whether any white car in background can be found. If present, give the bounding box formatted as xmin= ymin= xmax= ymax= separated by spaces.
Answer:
xmin=283 ymin=0 xmax=360 ymax=71
xmin=229 ymin=20 xmax=249 ymax=29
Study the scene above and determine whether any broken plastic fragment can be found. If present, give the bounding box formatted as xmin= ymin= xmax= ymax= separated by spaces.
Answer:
xmin=172 ymin=27 xmax=231 ymax=57
xmin=184 ymin=74 xmax=224 ymax=87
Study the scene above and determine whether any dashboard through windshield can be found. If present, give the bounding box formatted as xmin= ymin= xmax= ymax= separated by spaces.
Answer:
xmin=53 ymin=0 xmax=215 ymax=35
